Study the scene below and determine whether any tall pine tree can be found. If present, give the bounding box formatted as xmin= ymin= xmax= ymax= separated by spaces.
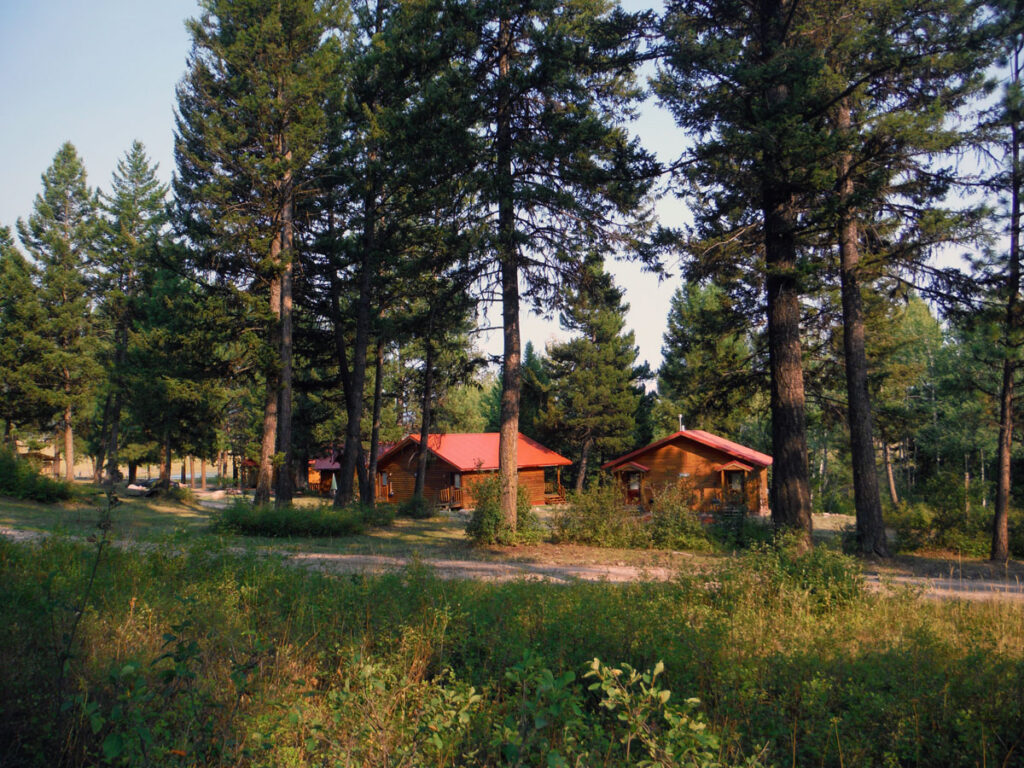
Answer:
xmin=17 ymin=143 xmax=101 ymax=481
xmin=174 ymin=0 xmax=344 ymax=506
xmin=543 ymin=256 xmax=640 ymax=491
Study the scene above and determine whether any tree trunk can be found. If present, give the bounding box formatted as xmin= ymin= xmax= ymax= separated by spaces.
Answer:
xmin=63 ymin=404 xmax=74 ymax=483
xmin=993 ymin=49 xmax=1021 ymax=561
xmin=254 ymin=269 xmax=282 ymax=507
xmin=496 ymin=13 xmax=520 ymax=534
xmin=836 ymin=102 xmax=889 ymax=557
xmin=884 ymin=443 xmax=900 ymax=507
xmin=334 ymin=187 xmax=376 ymax=508
xmin=415 ymin=340 xmax=435 ymax=501
xmin=104 ymin=391 xmax=122 ymax=485
xmin=94 ymin=391 xmax=111 ymax=484
xmin=575 ymin=436 xmax=593 ymax=493
xmin=159 ymin=430 xmax=171 ymax=490
xmin=763 ymin=188 xmax=812 ymax=541
xmin=201 ymin=458 xmax=207 ymax=491
xmin=366 ymin=339 xmax=385 ymax=505
xmin=275 ymin=177 xmax=295 ymax=507
xmin=128 ymin=461 xmax=137 ymax=484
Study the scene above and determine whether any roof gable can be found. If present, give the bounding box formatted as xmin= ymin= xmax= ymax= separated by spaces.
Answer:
xmin=378 ymin=433 xmax=571 ymax=472
xmin=601 ymin=430 xmax=772 ymax=471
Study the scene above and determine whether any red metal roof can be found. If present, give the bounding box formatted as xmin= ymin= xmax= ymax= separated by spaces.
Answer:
xmin=312 ymin=457 xmax=340 ymax=471
xmin=713 ymin=460 xmax=754 ymax=472
xmin=602 ymin=430 xmax=772 ymax=471
xmin=378 ymin=433 xmax=572 ymax=472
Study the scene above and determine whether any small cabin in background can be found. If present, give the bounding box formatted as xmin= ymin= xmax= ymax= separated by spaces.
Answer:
xmin=602 ymin=430 xmax=771 ymax=515
xmin=376 ymin=433 xmax=572 ymax=508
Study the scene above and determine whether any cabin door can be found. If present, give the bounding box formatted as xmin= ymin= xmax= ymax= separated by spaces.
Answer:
xmin=625 ymin=471 xmax=643 ymax=503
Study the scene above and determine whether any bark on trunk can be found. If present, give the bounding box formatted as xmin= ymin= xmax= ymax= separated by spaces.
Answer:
xmin=275 ymin=178 xmax=295 ymax=507
xmin=128 ymin=462 xmax=137 ymax=485
xmin=993 ymin=44 xmax=1021 ymax=561
xmin=201 ymin=459 xmax=207 ymax=491
xmin=94 ymin=392 xmax=111 ymax=484
xmin=334 ymin=186 xmax=377 ymax=508
xmin=415 ymin=340 xmax=435 ymax=500
xmin=884 ymin=443 xmax=899 ymax=507
xmin=63 ymin=404 xmax=74 ymax=483
xmin=763 ymin=189 xmax=812 ymax=541
xmin=759 ymin=0 xmax=812 ymax=544
xmin=254 ymin=269 xmax=282 ymax=507
xmin=366 ymin=339 xmax=385 ymax=505
xmin=159 ymin=431 xmax=171 ymax=490
xmin=575 ymin=437 xmax=593 ymax=493
xmin=496 ymin=14 xmax=520 ymax=533
xmin=836 ymin=102 xmax=889 ymax=557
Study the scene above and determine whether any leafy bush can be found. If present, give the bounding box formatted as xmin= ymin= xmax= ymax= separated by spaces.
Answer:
xmin=211 ymin=499 xmax=367 ymax=538
xmin=553 ymin=480 xmax=649 ymax=548
xmin=398 ymin=495 xmax=433 ymax=519
xmin=887 ymin=498 xmax=1018 ymax=557
xmin=738 ymin=533 xmax=865 ymax=612
xmin=649 ymin=485 xmax=713 ymax=551
xmin=0 ymin=447 xmax=73 ymax=503
xmin=466 ymin=474 xmax=543 ymax=545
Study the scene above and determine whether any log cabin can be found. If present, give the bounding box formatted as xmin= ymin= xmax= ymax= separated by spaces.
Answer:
xmin=376 ymin=433 xmax=572 ymax=508
xmin=602 ymin=430 xmax=772 ymax=515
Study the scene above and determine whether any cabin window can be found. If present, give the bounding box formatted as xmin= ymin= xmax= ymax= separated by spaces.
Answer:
xmin=453 ymin=473 xmax=461 ymax=489
xmin=628 ymin=473 xmax=640 ymax=491
xmin=380 ymin=472 xmax=389 ymax=487
xmin=728 ymin=471 xmax=743 ymax=491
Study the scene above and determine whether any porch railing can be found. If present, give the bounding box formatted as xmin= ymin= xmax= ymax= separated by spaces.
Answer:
xmin=437 ymin=487 xmax=463 ymax=507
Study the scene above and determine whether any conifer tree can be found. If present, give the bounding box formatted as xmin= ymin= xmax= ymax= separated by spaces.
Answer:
xmin=96 ymin=141 xmax=168 ymax=484
xmin=0 ymin=227 xmax=48 ymax=441
xmin=17 ymin=143 xmax=101 ymax=481
xmin=467 ymin=0 xmax=656 ymax=531
xmin=542 ymin=256 xmax=640 ymax=491
xmin=658 ymin=281 xmax=757 ymax=436
xmin=174 ymin=0 xmax=344 ymax=506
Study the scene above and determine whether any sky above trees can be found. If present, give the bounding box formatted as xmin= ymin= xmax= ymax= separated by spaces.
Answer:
xmin=0 ymin=0 xmax=681 ymax=370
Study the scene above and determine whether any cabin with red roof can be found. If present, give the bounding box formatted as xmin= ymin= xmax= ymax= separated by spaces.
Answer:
xmin=376 ymin=433 xmax=572 ymax=508
xmin=602 ymin=430 xmax=772 ymax=515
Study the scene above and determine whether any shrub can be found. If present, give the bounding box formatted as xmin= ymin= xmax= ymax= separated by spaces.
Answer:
xmin=398 ymin=495 xmax=433 ymax=519
xmin=0 ymin=447 xmax=73 ymax=503
xmin=465 ymin=474 xmax=543 ymax=545
xmin=887 ymin=498 xmax=1011 ymax=557
xmin=648 ymin=484 xmax=713 ymax=551
xmin=739 ymin=532 xmax=865 ymax=612
xmin=211 ymin=499 xmax=366 ymax=538
xmin=554 ymin=480 xmax=649 ymax=548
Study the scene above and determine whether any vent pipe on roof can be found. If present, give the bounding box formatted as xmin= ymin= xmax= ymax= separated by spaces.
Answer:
xmin=678 ymin=414 xmax=685 ymax=432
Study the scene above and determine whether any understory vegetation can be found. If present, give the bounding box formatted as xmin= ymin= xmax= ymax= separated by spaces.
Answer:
xmin=211 ymin=498 xmax=395 ymax=538
xmin=1 ymin=528 xmax=1022 ymax=768
xmin=0 ymin=448 xmax=73 ymax=503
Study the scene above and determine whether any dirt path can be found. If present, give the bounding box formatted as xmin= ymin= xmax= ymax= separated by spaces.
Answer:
xmin=2 ymin=524 xmax=1022 ymax=599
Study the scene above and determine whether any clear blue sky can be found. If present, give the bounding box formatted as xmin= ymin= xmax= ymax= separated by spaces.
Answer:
xmin=0 ymin=0 xmax=682 ymax=370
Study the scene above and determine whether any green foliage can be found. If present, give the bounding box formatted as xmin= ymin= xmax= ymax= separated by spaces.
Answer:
xmin=648 ymin=485 xmax=713 ymax=552
xmin=2 ymin=534 xmax=1023 ymax=767
xmin=889 ymin=499 xmax=1024 ymax=558
xmin=554 ymin=480 xmax=649 ymax=548
xmin=0 ymin=448 xmax=72 ymax=503
xmin=398 ymin=496 xmax=433 ymax=520
xmin=465 ymin=474 xmax=543 ymax=546
xmin=737 ymin=534 xmax=865 ymax=613
xmin=212 ymin=499 xmax=367 ymax=538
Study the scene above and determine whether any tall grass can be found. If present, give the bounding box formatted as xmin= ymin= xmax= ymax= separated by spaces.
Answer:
xmin=1 ymin=531 xmax=1022 ymax=766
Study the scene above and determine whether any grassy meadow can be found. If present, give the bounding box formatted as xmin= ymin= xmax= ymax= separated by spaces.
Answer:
xmin=1 ymin=493 xmax=1024 ymax=767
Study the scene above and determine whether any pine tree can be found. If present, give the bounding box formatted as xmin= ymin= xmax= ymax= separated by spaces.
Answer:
xmin=467 ymin=0 xmax=656 ymax=530
xmin=96 ymin=141 xmax=168 ymax=484
xmin=0 ymin=227 xmax=48 ymax=440
xmin=174 ymin=0 xmax=344 ymax=506
xmin=16 ymin=143 xmax=101 ymax=481
xmin=543 ymin=256 xmax=640 ymax=491
xmin=658 ymin=281 xmax=757 ymax=436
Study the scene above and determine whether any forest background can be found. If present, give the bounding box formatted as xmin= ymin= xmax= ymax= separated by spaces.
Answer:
xmin=0 ymin=0 xmax=1022 ymax=561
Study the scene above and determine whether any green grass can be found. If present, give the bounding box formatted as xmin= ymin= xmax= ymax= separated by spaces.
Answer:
xmin=1 ymin=532 xmax=1022 ymax=767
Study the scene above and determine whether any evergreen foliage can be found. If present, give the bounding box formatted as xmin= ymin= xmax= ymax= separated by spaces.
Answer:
xmin=542 ymin=256 xmax=640 ymax=491
xmin=16 ymin=143 xmax=102 ymax=481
